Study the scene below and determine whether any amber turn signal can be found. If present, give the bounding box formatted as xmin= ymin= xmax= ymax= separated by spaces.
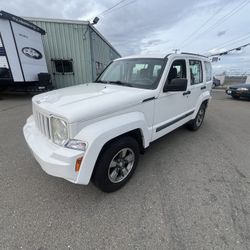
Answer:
xmin=75 ymin=157 xmax=83 ymax=172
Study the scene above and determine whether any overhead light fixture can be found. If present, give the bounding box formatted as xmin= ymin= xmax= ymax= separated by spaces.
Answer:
xmin=92 ymin=17 xmax=100 ymax=25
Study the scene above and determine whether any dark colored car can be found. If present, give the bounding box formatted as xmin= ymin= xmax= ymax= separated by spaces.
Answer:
xmin=226 ymin=83 xmax=250 ymax=100
xmin=212 ymin=77 xmax=220 ymax=88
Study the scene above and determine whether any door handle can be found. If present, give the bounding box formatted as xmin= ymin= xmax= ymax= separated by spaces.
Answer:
xmin=201 ymin=86 xmax=206 ymax=90
xmin=183 ymin=90 xmax=191 ymax=96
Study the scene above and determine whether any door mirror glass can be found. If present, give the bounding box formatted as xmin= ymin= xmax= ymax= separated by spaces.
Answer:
xmin=163 ymin=78 xmax=187 ymax=92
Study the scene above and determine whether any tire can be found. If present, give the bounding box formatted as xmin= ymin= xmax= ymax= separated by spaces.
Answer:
xmin=187 ymin=103 xmax=206 ymax=131
xmin=92 ymin=136 xmax=140 ymax=193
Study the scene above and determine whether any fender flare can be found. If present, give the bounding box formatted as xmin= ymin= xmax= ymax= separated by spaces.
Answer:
xmin=74 ymin=112 xmax=151 ymax=185
xmin=192 ymin=90 xmax=211 ymax=118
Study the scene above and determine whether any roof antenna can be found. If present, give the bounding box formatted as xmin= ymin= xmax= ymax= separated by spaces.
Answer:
xmin=173 ymin=49 xmax=180 ymax=54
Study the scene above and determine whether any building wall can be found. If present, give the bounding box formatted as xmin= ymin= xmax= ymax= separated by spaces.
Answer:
xmin=30 ymin=20 xmax=120 ymax=89
xmin=30 ymin=20 xmax=93 ymax=88
xmin=91 ymin=29 xmax=120 ymax=77
xmin=224 ymin=76 xmax=247 ymax=85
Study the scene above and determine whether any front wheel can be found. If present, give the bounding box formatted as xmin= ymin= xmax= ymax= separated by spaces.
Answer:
xmin=187 ymin=103 xmax=206 ymax=131
xmin=92 ymin=136 xmax=140 ymax=193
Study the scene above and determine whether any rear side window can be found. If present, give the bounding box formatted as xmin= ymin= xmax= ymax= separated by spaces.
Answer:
xmin=204 ymin=61 xmax=212 ymax=82
xmin=189 ymin=60 xmax=203 ymax=85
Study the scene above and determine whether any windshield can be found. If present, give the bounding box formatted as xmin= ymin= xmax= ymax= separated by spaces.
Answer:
xmin=96 ymin=58 xmax=165 ymax=89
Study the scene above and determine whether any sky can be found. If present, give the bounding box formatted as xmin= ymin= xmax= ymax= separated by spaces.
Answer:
xmin=1 ymin=0 xmax=250 ymax=75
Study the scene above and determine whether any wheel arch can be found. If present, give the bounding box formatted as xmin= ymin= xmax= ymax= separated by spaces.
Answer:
xmin=74 ymin=112 xmax=150 ymax=185
xmin=97 ymin=128 xmax=145 ymax=157
xmin=193 ymin=92 xmax=211 ymax=118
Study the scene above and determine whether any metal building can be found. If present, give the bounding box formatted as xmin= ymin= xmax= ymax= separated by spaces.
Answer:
xmin=24 ymin=17 xmax=121 ymax=89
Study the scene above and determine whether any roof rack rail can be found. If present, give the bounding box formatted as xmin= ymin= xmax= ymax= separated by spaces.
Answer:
xmin=181 ymin=52 xmax=208 ymax=58
xmin=164 ymin=53 xmax=172 ymax=59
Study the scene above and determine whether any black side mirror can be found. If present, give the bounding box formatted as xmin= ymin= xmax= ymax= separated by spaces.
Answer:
xmin=163 ymin=78 xmax=188 ymax=92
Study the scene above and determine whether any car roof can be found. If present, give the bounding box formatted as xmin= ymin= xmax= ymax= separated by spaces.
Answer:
xmin=115 ymin=52 xmax=210 ymax=62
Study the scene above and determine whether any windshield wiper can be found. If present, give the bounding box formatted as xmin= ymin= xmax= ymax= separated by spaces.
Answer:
xmin=96 ymin=80 xmax=134 ymax=87
xmin=95 ymin=80 xmax=108 ymax=83
xmin=108 ymin=81 xmax=134 ymax=87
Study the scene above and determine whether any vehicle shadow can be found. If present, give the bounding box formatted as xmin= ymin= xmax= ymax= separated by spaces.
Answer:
xmin=0 ymin=91 xmax=34 ymax=100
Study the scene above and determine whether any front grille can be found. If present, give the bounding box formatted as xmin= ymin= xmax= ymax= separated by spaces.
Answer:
xmin=33 ymin=108 xmax=52 ymax=140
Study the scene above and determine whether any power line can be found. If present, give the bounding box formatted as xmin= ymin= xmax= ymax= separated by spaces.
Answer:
xmin=181 ymin=0 xmax=249 ymax=49
xmin=95 ymin=0 xmax=130 ymax=17
xmin=208 ymin=42 xmax=250 ymax=57
xmin=179 ymin=5 xmax=225 ymax=49
xmin=199 ymin=0 xmax=249 ymax=36
xmin=101 ymin=0 xmax=137 ymax=17
xmin=202 ymin=32 xmax=250 ymax=54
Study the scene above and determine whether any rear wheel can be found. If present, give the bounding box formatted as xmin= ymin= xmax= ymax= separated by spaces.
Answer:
xmin=92 ymin=136 xmax=140 ymax=193
xmin=187 ymin=103 xmax=206 ymax=131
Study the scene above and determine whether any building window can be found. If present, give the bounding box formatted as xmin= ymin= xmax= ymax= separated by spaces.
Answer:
xmin=96 ymin=61 xmax=104 ymax=75
xmin=53 ymin=59 xmax=73 ymax=74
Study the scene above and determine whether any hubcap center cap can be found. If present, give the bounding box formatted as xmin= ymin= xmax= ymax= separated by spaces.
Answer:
xmin=118 ymin=160 xmax=126 ymax=168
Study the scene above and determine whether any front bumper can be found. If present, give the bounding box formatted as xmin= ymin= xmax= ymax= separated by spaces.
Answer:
xmin=226 ymin=89 xmax=250 ymax=98
xmin=23 ymin=116 xmax=84 ymax=183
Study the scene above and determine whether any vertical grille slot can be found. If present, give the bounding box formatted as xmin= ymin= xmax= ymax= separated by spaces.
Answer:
xmin=33 ymin=107 xmax=51 ymax=140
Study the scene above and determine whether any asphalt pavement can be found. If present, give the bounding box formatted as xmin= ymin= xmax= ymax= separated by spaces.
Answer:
xmin=0 ymin=90 xmax=250 ymax=250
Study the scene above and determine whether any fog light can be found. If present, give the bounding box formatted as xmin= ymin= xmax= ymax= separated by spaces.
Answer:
xmin=75 ymin=157 xmax=83 ymax=172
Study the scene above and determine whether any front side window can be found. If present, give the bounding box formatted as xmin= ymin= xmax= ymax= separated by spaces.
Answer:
xmin=167 ymin=59 xmax=187 ymax=82
xmin=96 ymin=58 xmax=165 ymax=89
xmin=204 ymin=61 xmax=212 ymax=82
xmin=189 ymin=60 xmax=203 ymax=85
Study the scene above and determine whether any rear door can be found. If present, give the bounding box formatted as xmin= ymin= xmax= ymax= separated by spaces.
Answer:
xmin=187 ymin=59 xmax=204 ymax=110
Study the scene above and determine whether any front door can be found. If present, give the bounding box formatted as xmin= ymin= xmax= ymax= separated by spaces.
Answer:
xmin=152 ymin=59 xmax=190 ymax=140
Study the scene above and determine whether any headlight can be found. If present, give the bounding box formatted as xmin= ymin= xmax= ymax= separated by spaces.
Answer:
xmin=51 ymin=117 xmax=69 ymax=146
xmin=65 ymin=139 xmax=87 ymax=152
xmin=237 ymin=87 xmax=248 ymax=91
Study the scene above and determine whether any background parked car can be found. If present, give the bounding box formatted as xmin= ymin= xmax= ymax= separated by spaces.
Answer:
xmin=212 ymin=77 xmax=221 ymax=88
xmin=226 ymin=83 xmax=250 ymax=100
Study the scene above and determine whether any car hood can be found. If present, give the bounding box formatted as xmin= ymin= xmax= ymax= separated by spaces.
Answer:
xmin=32 ymin=83 xmax=154 ymax=123
xmin=229 ymin=83 xmax=250 ymax=89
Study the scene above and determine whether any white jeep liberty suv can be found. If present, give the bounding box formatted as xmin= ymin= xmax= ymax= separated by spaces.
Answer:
xmin=23 ymin=52 xmax=212 ymax=192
